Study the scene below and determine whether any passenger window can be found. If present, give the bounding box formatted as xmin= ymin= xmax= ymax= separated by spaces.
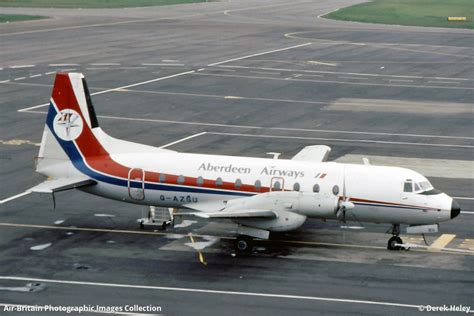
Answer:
xmin=159 ymin=174 xmax=166 ymax=183
xmin=177 ymin=175 xmax=185 ymax=184
xmin=293 ymin=182 xmax=300 ymax=192
xmin=313 ymin=184 xmax=320 ymax=193
xmin=197 ymin=176 xmax=204 ymax=187
xmin=215 ymin=177 xmax=223 ymax=187
xmin=254 ymin=180 xmax=262 ymax=191
xmin=273 ymin=181 xmax=281 ymax=191
xmin=404 ymin=182 xmax=412 ymax=192
xmin=235 ymin=179 xmax=242 ymax=189
xmin=332 ymin=185 xmax=339 ymax=196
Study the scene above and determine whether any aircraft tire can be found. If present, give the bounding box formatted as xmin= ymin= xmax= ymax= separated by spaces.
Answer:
xmin=235 ymin=236 xmax=253 ymax=253
xmin=387 ymin=236 xmax=403 ymax=250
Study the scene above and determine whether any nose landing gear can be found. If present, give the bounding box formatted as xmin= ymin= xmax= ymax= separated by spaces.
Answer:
xmin=387 ymin=224 xmax=404 ymax=251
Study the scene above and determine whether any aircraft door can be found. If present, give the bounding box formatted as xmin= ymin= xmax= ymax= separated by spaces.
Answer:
xmin=128 ymin=168 xmax=145 ymax=200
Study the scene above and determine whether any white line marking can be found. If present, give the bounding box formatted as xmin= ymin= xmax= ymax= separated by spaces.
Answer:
xmin=206 ymin=132 xmax=474 ymax=149
xmin=390 ymin=75 xmax=423 ymax=79
xmin=195 ymin=72 xmax=473 ymax=90
xmin=0 ymin=80 xmax=11 ymax=83
xmin=208 ymin=43 xmax=312 ymax=66
xmin=10 ymin=65 xmax=35 ymax=69
xmin=338 ymin=76 xmax=368 ymax=80
xmin=384 ymin=79 xmax=413 ymax=83
xmin=159 ymin=132 xmax=207 ymax=149
xmin=0 ymin=68 xmax=3 ymax=71
xmin=0 ymin=191 xmax=32 ymax=204
xmin=461 ymin=211 xmax=474 ymax=215
xmin=317 ymin=7 xmax=339 ymax=18
xmin=162 ymin=59 xmax=179 ymax=63
xmin=142 ymin=63 xmax=185 ymax=66
xmin=17 ymin=70 xmax=195 ymax=112
xmin=217 ymin=64 xmax=470 ymax=81
xmin=427 ymin=80 xmax=460 ymax=85
xmin=299 ymin=74 xmax=324 ymax=78
xmin=434 ymin=77 xmax=469 ymax=81
xmin=29 ymin=74 xmax=42 ymax=78
xmin=21 ymin=110 xmax=474 ymax=141
xmin=454 ymin=197 xmax=474 ymax=200
xmin=0 ymin=276 xmax=421 ymax=310
xmin=49 ymin=64 xmax=80 ymax=67
xmin=250 ymin=70 xmax=281 ymax=75
xmin=92 ymin=70 xmax=195 ymax=96
xmin=90 ymin=63 xmax=121 ymax=66
xmin=307 ymin=61 xmax=338 ymax=67
xmin=45 ymin=71 xmax=56 ymax=75
xmin=14 ymin=77 xmax=26 ymax=81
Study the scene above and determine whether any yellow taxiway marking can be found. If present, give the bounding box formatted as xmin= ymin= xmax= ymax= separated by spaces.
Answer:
xmin=188 ymin=234 xmax=207 ymax=266
xmin=459 ymin=239 xmax=474 ymax=251
xmin=0 ymin=222 xmax=472 ymax=255
xmin=429 ymin=234 xmax=456 ymax=251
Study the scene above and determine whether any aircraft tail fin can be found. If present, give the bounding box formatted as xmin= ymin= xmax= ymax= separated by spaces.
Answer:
xmin=36 ymin=73 xmax=108 ymax=179
xmin=37 ymin=72 xmax=173 ymax=180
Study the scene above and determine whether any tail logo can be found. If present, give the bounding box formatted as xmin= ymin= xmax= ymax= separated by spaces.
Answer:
xmin=53 ymin=109 xmax=83 ymax=141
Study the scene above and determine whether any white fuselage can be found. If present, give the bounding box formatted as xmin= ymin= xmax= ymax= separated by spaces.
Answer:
xmin=81 ymin=151 xmax=453 ymax=228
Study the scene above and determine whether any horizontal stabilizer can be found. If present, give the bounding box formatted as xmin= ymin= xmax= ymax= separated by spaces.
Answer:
xmin=175 ymin=209 xmax=277 ymax=219
xmin=292 ymin=145 xmax=331 ymax=162
xmin=28 ymin=177 xmax=96 ymax=193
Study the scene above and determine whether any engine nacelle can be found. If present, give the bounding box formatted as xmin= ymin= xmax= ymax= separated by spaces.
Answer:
xmin=226 ymin=191 xmax=339 ymax=232
xmin=233 ymin=209 xmax=307 ymax=232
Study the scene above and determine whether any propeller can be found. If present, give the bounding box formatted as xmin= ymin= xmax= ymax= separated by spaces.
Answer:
xmin=335 ymin=166 xmax=354 ymax=223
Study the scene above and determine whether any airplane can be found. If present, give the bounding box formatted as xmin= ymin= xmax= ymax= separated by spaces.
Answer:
xmin=28 ymin=72 xmax=460 ymax=252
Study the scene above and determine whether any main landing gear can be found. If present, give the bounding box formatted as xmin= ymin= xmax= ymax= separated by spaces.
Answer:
xmin=235 ymin=235 xmax=253 ymax=253
xmin=387 ymin=224 xmax=404 ymax=251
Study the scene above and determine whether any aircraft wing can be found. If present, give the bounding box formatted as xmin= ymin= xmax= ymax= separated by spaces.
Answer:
xmin=291 ymin=145 xmax=331 ymax=162
xmin=28 ymin=177 xmax=96 ymax=193
xmin=176 ymin=209 xmax=277 ymax=219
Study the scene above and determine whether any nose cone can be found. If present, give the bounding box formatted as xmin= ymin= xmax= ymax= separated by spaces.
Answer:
xmin=451 ymin=199 xmax=461 ymax=219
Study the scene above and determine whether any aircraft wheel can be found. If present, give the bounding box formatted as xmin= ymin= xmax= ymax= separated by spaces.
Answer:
xmin=387 ymin=236 xmax=403 ymax=250
xmin=235 ymin=236 xmax=253 ymax=253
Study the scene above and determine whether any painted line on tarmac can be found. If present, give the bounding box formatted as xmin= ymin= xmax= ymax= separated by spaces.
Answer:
xmin=0 ymin=191 xmax=32 ymax=205
xmin=0 ymin=223 xmax=472 ymax=255
xmin=428 ymin=234 xmax=456 ymax=251
xmin=215 ymin=64 xmax=473 ymax=82
xmin=22 ymin=109 xmax=473 ymax=141
xmin=208 ymin=43 xmax=312 ymax=66
xmin=17 ymin=70 xmax=195 ymax=112
xmin=193 ymin=72 xmax=474 ymax=91
xmin=206 ymin=132 xmax=474 ymax=149
xmin=0 ymin=276 xmax=422 ymax=310
xmin=159 ymin=132 xmax=207 ymax=149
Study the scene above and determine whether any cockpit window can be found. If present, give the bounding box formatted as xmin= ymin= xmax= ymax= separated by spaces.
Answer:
xmin=413 ymin=182 xmax=421 ymax=192
xmin=404 ymin=179 xmax=434 ymax=193
xmin=419 ymin=181 xmax=433 ymax=191
xmin=403 ymin=182 xmax=413 ymax=192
